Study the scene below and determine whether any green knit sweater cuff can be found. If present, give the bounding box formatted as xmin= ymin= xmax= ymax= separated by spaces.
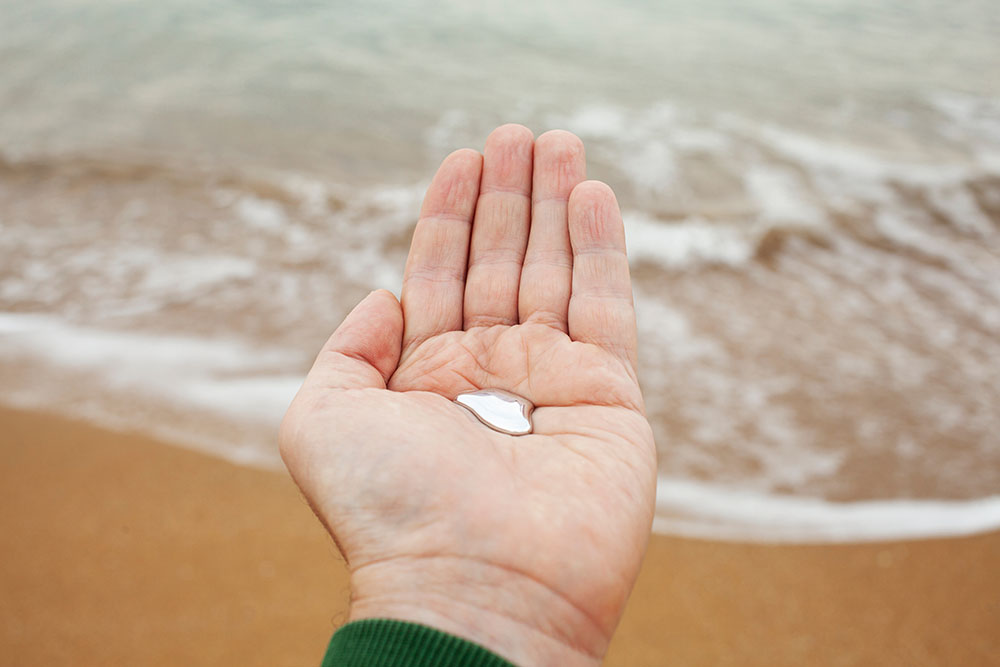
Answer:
xmin=321 ymin=619 xmax=517 ymax=667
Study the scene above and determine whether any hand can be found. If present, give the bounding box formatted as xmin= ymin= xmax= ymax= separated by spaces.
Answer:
xmin=280 ymin=125 xmax=657 ymax=666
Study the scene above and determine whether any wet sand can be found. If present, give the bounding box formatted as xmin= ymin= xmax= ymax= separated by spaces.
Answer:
xmin=1 ymin=406 xmax=997 ymax=666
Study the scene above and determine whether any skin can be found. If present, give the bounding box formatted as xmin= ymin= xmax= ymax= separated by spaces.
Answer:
xmin=279 ymin=125 xmax=657 ymax=666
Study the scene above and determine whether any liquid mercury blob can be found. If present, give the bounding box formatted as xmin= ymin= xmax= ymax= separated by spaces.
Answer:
xmin=454 ymin=389 xmax=534 ymax=436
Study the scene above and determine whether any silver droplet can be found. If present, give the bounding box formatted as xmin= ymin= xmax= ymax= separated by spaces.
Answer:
xmin=454 ymin=388 xmax=534 ymax=436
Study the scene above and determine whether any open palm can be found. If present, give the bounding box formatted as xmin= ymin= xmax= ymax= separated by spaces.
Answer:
xmin=280 ymin=126 xmax=656 ymax=666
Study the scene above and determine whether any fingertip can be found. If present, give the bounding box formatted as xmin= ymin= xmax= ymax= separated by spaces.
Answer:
xmin=481 ymin=123 xmax=534 ymax=194
xmin=369 ymin=288 xmax=400 ymax=305
xmin=444 ymin=147 xmax=483 ymax=168
xmin=367 ymin=288 xmax=403 ymax=321
xmin=420 ymin=148 xmax=483 ymax=219
xmin=569 ymin=179 xmax=617 ymax=206
xmin=353 ymin=288 xmax=403 ymax=333
xmin=535 ymin=129 xmax=584 ymax=160
xmin=306 ymin=289 xmax=405 ymax=392
xmin=342 ymin=289 xmax=404 ymax=381
xmin=487 ymin=123 xmax=535 ymax=146
xmin=569 ymin=182 xmax=623 ymax=244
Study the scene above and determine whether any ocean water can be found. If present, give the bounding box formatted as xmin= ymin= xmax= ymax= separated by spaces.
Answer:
xmin=2 ymin=0 xmax=1000 ymax=541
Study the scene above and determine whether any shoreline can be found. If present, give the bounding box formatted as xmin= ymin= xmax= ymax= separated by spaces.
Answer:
xmin=2 ymin=406 xmax=998 ymax=665
xmin=5 ymin=302 xmax=1000 ymax=544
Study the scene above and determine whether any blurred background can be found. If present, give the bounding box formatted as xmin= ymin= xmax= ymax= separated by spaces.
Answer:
xmin=2 ymin=0 xmax=999 ymax=541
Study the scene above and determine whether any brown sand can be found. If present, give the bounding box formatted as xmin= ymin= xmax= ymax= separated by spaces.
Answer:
xmin=1 ymin=407 xmax=997 ymax=666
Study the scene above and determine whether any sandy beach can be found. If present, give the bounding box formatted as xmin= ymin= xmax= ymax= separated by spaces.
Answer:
xmin=1 ymin=406 xmax=997 ymax=666
xmin=4 ymin=2 xmax=999 ymax=665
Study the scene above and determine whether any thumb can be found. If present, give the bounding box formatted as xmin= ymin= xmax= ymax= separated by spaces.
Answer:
xmin=303 ymin=289 xmax=403 ymax=391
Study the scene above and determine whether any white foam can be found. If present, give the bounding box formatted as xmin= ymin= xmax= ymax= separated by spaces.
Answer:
xmin=139 ymin=253 xmax=257 ymax=295
xmin=0 ymin=312 xmax=301 ymax=468
xmin=620 ymin=140 xmax=677 ymax=194
xmin=929 ymin=91 xmax=1000 ymax=145
xmin=744 ymin=164 xmax=827 ymax=228
xmin=426 ymin=109 xmax=472 ymax=152
xmin=624 ymin=211 xmax=756 ymax=268
xmin=655 ymin=477 xmax=1000 ymax=543
xmin=733 ymin=117 xmax=977 ymax=188
xmin=924 ymin=184 xmax=995 ymax=236
xmin=560 ymin=104 xmax=628 ymax=139
xmin=633 ymin=290 xmax=725 ymax=366
xmin=279 ymin=173 xmax=333 ymax=217
xmin=235 ymin=194 xmax=289 ymax=231
xmin=668 ymin=126 xmax=730 ymax=153
xmin=3 ymin=311 xmax=1000 ymax=543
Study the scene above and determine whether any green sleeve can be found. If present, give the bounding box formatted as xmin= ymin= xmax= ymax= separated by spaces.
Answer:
xmin=321 ymin=619 xmax=517 ymax=667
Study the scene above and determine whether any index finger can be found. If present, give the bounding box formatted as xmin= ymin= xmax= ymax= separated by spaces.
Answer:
xmin=400 ymin=148 xmax=483 ymax=356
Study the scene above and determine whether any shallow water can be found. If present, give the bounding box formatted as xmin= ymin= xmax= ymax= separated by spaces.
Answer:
xmin=2 ymin=0 xmax=999 ymax=540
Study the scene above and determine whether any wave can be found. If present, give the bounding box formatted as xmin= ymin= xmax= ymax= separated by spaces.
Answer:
xmin=3 ymin=97 xmax=1000 ymax=538
xmin=655 ymin=478 xmax=1000 ymax=543
xmin=0 ymin=313 xmax=298 ymax=468
xmin=5 ymin=91 xmax=1000 ymax=278
xmin=2 ymin=312 xmax=999 ymax=544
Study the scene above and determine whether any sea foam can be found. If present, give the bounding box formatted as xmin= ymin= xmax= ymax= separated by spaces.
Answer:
xmin=3 ymin=312 xmax=1000 ymax=544
xmin=655 ymin=478 xmax=1000 ymax=543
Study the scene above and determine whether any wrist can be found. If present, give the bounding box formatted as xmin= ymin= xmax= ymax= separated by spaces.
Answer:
xmin=348 ymin=555 xmax=608 ymax=667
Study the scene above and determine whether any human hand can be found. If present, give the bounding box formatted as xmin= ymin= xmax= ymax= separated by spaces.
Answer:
xmin=280 ymin=125 xmax=657 ymax=666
